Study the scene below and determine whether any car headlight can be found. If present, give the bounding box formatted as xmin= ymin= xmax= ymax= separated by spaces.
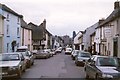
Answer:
xmin=102 ymin=73 xmax=113 ymax=78
xmin=9 ymin=66 xmax=18 ymax=70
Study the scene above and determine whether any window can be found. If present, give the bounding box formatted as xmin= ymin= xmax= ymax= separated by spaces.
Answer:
xmin=17 ymin=17 xmax=20 ymax=24
xmin=28 ymin=31 xmax=30 ymax=40
xmin=7 ymin=43 xmax=9 ymax=52
xmin=6 ymin=25 xmax=9 ymax=35
xmin=6 ymin=14 xmax=9 ymax=21
xmin=17 ymin=27 xmax=19 ymax=36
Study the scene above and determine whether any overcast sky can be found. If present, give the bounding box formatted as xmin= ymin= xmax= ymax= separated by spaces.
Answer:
xmin=0 ymin=0 xmax=116 ymax=37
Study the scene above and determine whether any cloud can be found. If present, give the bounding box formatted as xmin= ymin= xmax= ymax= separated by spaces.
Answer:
xmin=0 ymin=0 xmax=116 ymax=37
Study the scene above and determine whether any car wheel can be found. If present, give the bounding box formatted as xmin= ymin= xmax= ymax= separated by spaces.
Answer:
xmin=23 ymin=66 xmax=26 ymax=72
xmin=32 ymin=61 xmax=34 ymax=65
xmin=85 ymin=73 xmax=89 ymax=79
xmin=75 ymin=61 xmax=78 ymax=66
xmin=17 ymin=69 xmax=22 ymax=78
xmin=27 ymin=63 xmax=31 ymax=68
xmin=95 ymin=74 xmax=99 ymax=80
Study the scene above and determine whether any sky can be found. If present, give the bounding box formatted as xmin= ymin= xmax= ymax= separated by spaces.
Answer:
xmin=0 ymin=0 xmax=117 ymax=37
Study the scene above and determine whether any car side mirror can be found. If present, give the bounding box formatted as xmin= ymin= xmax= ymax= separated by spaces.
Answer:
xmin=90 ymin=61 xmax=95 ymax=66
xmin=88 ymin=59 xmax=91 ymax=62
xmin=21 ymin=58 xmax=24 ymax=61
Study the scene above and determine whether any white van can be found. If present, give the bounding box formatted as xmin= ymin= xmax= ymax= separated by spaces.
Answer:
xmin=16 ymin=46 xmax=28 ymax=52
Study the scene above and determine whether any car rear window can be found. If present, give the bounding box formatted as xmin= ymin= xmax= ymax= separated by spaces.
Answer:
xmin=79 ymin=52 xmax=91 ymax=57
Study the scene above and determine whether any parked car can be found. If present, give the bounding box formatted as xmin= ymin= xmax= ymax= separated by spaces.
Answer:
xmin=51 ymin=49 xmax=56 ymax=55
xmin=16 ymin=46 xmax=28 ymax=52
xmin=44 ymin=49 xmax=53 ymax=57
xmin=36 ymin=50 xmax=50 ymax=59
xmin=71 ymin=50 xmax=79 ymax=60
xmin=84 ymin=55 xmax=120 ymax=79
xmin=0 ymin=52 xmax=26 ymax=78
xmin=65 ymin=48 xmax=72 ymax=55
xmin=32 ymin=50 xmax=38 ymax=58
xmin=75 ymin=51 xmax=91 ymax=66
xmin=16 ymin=46 xmax=34 ymax=68
xmin=20 ymin=51 xmax=34 ymax=68
xmin=55 ymin=47 xmax=62 ymax=54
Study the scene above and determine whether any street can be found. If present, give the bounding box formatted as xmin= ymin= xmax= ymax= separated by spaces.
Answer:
xmin=20 ymin=51 xmax=86 ymax=79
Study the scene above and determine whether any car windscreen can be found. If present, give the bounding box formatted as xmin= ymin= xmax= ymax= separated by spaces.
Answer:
xmin=97 ymin=57 xmax=118 ymax=67
xmin=22 ymin=52 xmax=29 ymax=56
xmin=0 ymin=54 xmax=20 ymax=61
xmin=78 ymin=52 xmax=91 ymax=57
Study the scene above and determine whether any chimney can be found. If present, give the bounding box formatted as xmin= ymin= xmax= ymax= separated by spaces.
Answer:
xmin=43 ymin=19 xmax=46 ymax=29
xmin=114 ymin=1 xmax=120 ymax=9
xmin=99 ymin=18 xmax=105 ymax=24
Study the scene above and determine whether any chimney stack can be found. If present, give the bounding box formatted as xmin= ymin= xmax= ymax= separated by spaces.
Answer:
xmin=43 ymin=19 xmax=46 ymax=29
xmin=99 ymin=18 xmax=105 ymax=24
xmin=114 ymin=1 xmax=120 ymax=9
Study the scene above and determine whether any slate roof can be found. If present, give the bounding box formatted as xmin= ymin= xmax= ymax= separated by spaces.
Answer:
xmin=0 ymin=3 xmax=23 ymax=18
xmin=28 ymin=22 xmax=45 ymax=40
xmin=21 ymin=19 xmax=32 ymax=30
xmin=99 ymin=7 xmax=120 ymax=27
xmin=45 ymin=29 xmax=52 ymax=36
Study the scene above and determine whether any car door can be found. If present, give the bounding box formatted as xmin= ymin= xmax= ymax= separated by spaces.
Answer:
xmin=85 ymin=58 xmax=97 ymax=78
xmin=19 ymin=53 xmax=26 ymax=72
xmin=28 ymin=51 xmax=34 ymax=64
xmin=89 ymin=60 xmax=98 ymax=78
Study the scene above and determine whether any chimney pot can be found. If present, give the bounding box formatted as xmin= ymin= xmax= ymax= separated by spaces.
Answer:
xmin=99 ymin=18 xmax=105 ymax=24
xmin=114 ymin=1 xmax=120 ymax=9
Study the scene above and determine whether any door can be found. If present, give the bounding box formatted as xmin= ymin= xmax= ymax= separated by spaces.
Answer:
xmin=0 ymin=37 xmax=2 ymax=53
xmin=113 ymin=40 xmax=118 ymax=57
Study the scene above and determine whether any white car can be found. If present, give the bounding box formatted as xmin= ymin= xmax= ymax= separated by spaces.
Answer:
xmin=55 ymin=47 xmax=62 ymax=54
xmin=0 ymin=52 xmax=26 ymax=78
xmin=71 ymin=50 xmax=80 ymax=60
xmin=65 ymin=48 xmax=72 ymax=55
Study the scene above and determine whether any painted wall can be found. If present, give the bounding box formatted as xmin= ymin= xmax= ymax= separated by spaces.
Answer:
xmin=0 ymin=15 xmax=4 ymax=53
xmin=74 ymin=31 xmax=82 ymax=44
xmin=3 ymin=10 xmax=21 ymax=52
xmin=83 ymin=23 xmax=98 ymax=50
xmin=21 ymin=28 xmax=32 ymax=51
xmin=94 ymin=27 xmax=101 ymax=53
xmin=107 ymin=18 xmax=120 ymax=57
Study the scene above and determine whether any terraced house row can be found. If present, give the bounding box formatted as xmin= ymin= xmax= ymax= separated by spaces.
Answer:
xmin=0 ymin=3 xmax=57 ymax=53
xmin=74 ymin=1 xmax=120 ymax=57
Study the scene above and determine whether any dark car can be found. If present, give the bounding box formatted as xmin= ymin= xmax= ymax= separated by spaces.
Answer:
xmin=84 ymin=55 xmax=120 ymax=79
xmin=0 ymin=52 xmax=26 ymax=78
xmin=36 ymin=50 xmax=50 ymax=59
xmin=75 ymin=51 xmax=91 ymax=66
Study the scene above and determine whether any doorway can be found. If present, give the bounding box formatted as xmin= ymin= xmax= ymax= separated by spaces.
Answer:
xmin=113 ymin=39 xmax=118 ymax=57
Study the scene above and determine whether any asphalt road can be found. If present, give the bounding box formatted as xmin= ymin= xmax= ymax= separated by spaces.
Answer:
xmin=20 ymin=51 xmax=86 ymax=79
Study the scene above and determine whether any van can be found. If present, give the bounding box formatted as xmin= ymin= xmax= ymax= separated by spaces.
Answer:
xmin=16 ymin=46 xmax=28 ymax=52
